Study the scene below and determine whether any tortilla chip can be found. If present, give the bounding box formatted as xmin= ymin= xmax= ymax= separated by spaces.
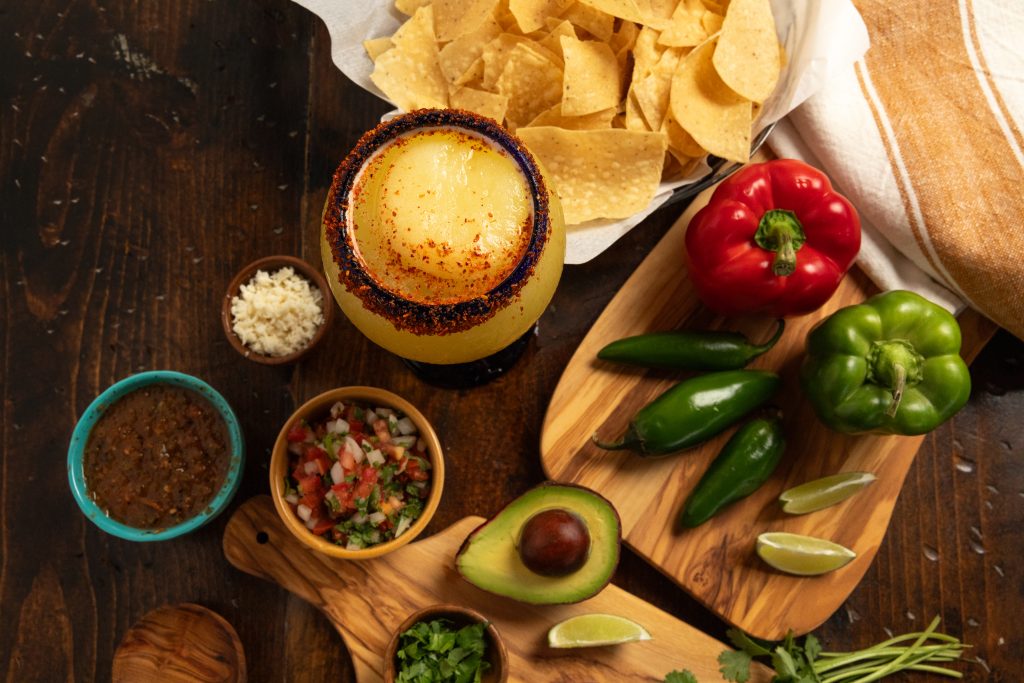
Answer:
xmin=454 ymin=56 xmax=486 ymax=86
xmin=526 ymin=103 xmax=617 ymax=129
xmin=482 ymin=33 xmax=530 ymax=89
xmin=669 ymin=36 xmax=751 ymax=162
xmin=631 ymin=26 xmax=664 ymax=79
xmin=450 ymin=86 xmax=510 ymax=123
xmin=560 ymin=36 xmax=621 ymax=116
xmin=712 ymin=0 xmax=780 ymax=102
xmin=395 ymin=0 xmax=431 ymax=16
xmin=438 ymin=16 xmax=501 ymax=83
xmin=363 ymin=37 xmax=393 ymax=62
xmin=632 ymin=48 xmax=683 ymax=130
xmin=370 ymin=6 xmax=448 ymax=111
xmin=538 ymin=20 xmax=578 ymax=61
xmin=624 ymin=89 xmax=650 ymax=131
xmin=560 ymin=2 xmax=615 ymax=42
xmin=576 ymin=0 xmax=648 ymax=24
xmin=433 ymin=0 xmax=502 ymax=42
xmin=609 ymin=19 xmax=639 ymax=54
xmin=509 ymin=0 xmax=573 ymax=34
xmin=663 ymin=115 xmax=707 ymax=156
xmin=701 ymin=10 xmax=724 ymax=34
xmin=658 ymin=0 xmax=707 ymax=47
xmin=496 ymin=43 xmax=565 ymax=126
xmin=516 ymin=126 xmax=668 ymax=223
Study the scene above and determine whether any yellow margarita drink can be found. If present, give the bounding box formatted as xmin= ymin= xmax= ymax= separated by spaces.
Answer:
xmin=322 ymin=110 xmax=565 ymax=365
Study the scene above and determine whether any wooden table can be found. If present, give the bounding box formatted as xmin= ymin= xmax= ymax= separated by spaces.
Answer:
xmin=2 ymin=2 xmax=1021 ymax=681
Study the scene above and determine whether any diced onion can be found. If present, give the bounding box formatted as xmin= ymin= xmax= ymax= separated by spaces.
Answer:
xmin=285 ymin=493 xmax=299 ymax=505
xmin=368 ymin=511 xmax=387 ymax=525
xmin=368 ymin=530 xmax=381 ymax=544
xmin=394 ymin=516 xmax=412 ymax=538
xmin=366 ymin=449 xmax=385 ymax=466
xmin=345 ymin=436 xmax=365 ymax=464
xmin=331 ymin=461 xmax=344 ymax=484
xmin=288 ymin=442 xmax=304 ymax=455
xmin=387 ymin=414 xmax=399 ymax=436
xmin=416 ymin=438 xmax=426 ymax=451
xmin=392 ymin=435 xmax=417 ymax=448
xmin=305 ymin=516 xmax=319 ymax=530
xmin=345 ymin=540 xmax=363 ymax=551
xmin=327 ymin=418 xmax=349 ymax=435
xmin=330 ymin=401 xmax=345 ymax=418
xmin=352 ymin=513 xmax=368 ymax=525
xmin=375 ymin=407 xmax=394 ymax=417
xmin=364 ymin=410 xmax=378 ymax=425
xmin=411 ymin=481 xmax=427 ymax=490
xmin=396 ymin=417 xmax=417 ymax=436
xmin=296 ymin=504 xmax=313 ymax=522
xmin=303 ymin=461 xmax=319 ymax=475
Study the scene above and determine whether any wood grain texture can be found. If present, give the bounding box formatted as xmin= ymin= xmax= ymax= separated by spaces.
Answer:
xmin=112 ymin=603 xmax=245 ymax=683
xmin=540 ymin=190 xmax=996 ymax=640
xmin=223 ymin=496 xmax=771 ymax=683
xmin=1 ymin=0 xmax=1022 ymax=681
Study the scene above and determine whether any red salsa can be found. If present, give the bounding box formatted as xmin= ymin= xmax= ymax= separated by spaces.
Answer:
xmin=283 ymin=400 xmax=431 ymax=549
xmin=83 ymin=384 xmax=231 ymax=529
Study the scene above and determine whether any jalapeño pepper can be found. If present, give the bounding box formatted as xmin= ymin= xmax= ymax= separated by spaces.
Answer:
xmin=678 ymin=414 xmax=786 ymax=528
xmin=592 ymin=370 xmax=781 ymax=456
xmin=597 ymin=320 xmax=785 ymax=371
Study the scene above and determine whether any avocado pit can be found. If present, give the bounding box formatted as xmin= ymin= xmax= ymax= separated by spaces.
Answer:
xmin=518 ymin=508 xmax=590 ymax=577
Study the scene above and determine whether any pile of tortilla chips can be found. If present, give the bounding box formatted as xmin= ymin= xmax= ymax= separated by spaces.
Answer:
xmin=366 ymin=0 xmax=782 ymax=224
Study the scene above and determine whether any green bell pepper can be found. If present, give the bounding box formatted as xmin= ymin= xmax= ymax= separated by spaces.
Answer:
xmin=801 ymin=290 xmax=971 ymax=435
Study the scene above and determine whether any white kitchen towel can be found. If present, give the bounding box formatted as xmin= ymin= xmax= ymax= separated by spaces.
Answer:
xmin=770 ymin=0 xmax=1024 ymax=338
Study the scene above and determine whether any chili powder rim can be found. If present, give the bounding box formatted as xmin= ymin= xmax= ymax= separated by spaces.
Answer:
xmin=323 ymin=108 xmax=553 ymax=336
xmin=67 ymin=370 xmax=245 ymax=542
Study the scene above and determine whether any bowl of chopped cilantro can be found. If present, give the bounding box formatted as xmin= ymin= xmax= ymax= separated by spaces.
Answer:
xmin=383 ymin=604 xmax=508 ymax=683
xmin=270 ymin=386 xmax=444 ymax=559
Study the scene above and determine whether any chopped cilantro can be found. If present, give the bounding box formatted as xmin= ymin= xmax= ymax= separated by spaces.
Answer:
xmin=395 ymin=619 xmax=489 ymax=683
xmin=664 ymin=671 xmax=699 ymax=683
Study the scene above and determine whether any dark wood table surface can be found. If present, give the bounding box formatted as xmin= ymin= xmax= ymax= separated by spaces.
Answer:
xmin=2 ymin=2 xmax=1022 ymax=681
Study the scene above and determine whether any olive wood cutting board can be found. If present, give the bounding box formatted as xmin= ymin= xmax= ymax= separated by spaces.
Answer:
xmin=223 ymin=496 xmax=771 ymax=682
xmin=540 ymin=190 xmax=995 ymax=641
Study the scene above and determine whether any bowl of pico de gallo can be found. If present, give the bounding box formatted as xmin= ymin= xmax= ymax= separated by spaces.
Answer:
xmin=270 ymin=386 xmax=444 ymax=559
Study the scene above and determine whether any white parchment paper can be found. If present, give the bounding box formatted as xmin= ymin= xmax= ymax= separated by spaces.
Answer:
xmin=293 ymin=0 xmax=869 ymax=263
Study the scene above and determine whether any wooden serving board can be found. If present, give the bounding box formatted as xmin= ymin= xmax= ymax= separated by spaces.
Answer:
xmin=223 ymin=496 xmax=771 ymax=682
xmin=541 ymin=194 xmax=995 ymax=641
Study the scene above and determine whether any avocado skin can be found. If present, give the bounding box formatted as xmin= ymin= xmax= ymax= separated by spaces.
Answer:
xmin=454 ymin=482 xmax=622 ymax=605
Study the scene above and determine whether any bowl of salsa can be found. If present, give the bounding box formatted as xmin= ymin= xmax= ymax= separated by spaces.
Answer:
xmin=269 ymin=386 xmax=445 ymax=560
xmin=67 ymin=371 xmax=245 ymax=541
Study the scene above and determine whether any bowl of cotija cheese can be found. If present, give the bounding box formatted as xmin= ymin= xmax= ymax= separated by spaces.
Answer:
xmin=222 ymin=255 xmax=334 ymax=365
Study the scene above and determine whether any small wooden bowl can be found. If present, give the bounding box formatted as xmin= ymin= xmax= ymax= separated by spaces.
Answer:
xmin=221 ymin=255 xmax=334 ymax=365
xmin=269 ymin=386 xmax=445 ymax=560
xmin=383 ymin=605 xmax=508 ymax=683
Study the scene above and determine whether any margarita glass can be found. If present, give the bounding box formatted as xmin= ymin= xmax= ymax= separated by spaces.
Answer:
xmin=321 ymin=109 xmax=565 ymax=383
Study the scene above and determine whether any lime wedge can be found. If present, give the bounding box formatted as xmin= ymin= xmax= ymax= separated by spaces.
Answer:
xmin=779 ymin=472 xmax=877 ymax=514
xmin=547 ymin=614 xmax=652 ymax=648
xmin=756 ymin=532 xmax=856 ymax=576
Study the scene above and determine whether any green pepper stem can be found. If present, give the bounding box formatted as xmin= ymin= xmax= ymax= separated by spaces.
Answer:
xmin=886 ymin=363 xmax=907 ymax=418
xmin=754 ymin=209 xmax=807 ymax=277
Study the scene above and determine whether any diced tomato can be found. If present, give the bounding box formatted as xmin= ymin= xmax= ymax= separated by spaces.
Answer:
xmin=298 ymin=475 xmax=323 ymax=494
xmin=338 ymin=444 xmax=356 ymax=471
xmin=405 ymin=458 xmax=428 ymax=482
xmin=299 ymin=491 xmax=323 ymax=511
xmin=348 ymin=419 xmax=364 ymax=434
xmin=311 ymin=517 xmax=334 ymax=536
xmin=286 ymin=425 xmax=310 ymax=443
xmin=291 ymin=463 xmax=307 ymax=482
xmin=373 ymin=419 xmax=391 ymax=442
xmin=360 ymin=466 xmax=379 ymax=485
xmin=304 ymin=445 xmax=328 ymax=462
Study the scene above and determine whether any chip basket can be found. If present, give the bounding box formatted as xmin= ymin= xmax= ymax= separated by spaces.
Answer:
xmin=661 ymin=121 xmax=777 ymax=211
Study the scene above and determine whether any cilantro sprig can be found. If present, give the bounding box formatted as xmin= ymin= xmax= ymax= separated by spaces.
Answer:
xmin=720 ymin=616 xmax=967 ymax=683
xmin=395 ymin=618 xmax=490 ymax=683
xmin=664 ymin=616 xmax=967 ymax=683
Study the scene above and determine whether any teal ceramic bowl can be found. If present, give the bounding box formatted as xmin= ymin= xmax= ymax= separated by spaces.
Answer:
xmin=67 ymin=371 xmax=245 ymax=541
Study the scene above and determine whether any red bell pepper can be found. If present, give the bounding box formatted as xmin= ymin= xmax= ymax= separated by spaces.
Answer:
xmin=684 ymin=159 xmax=861 ymax=317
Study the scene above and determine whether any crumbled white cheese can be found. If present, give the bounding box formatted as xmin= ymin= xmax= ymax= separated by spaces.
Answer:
xmin=230 ymin=267 xmax=324 ymax=357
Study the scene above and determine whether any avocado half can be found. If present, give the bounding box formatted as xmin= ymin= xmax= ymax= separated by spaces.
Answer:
xmin=455 ymin=482 xmax=622 ymax=605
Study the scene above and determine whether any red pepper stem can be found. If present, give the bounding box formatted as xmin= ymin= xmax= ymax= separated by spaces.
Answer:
xmin=886 ymin=363 xmax=906 ymax=418
xmin=754 ymin=209 xmax=807 ymax=277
